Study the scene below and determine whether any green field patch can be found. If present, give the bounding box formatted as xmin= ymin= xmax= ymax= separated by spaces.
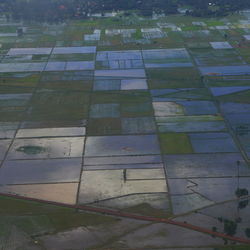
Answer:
xmin=28 ymin=90 xmax=90 ymax=121
xmin=16 ymin=145 xmax=47 ymax=155
xmin=0 ymin=110 xmax=24 ymax=122
xmin=183 ymin=29 xmax=224 ymax=43
xmin=190 ymin=48 xmax=245 ymax=66
xmin=147 ymin=68 xmax=202 ymax=88
xmin=49 ymin=53 xmax=94 ymax=62
xmin=123 ymin=202 xmax=170 ymax=218
xmin=0 ymin=73 xmax=40 ymax=88
xmin=40 ymin=80 xmax=93 ymax=91
xmin=146 ymin=67 xmax=200 ymax=81
xmin=153 ymin=88 xmax=212 ymax=100
xmin=0 ymin=85 xmax=34 ymax=94
xmin=182 ymin=26 xmax=202 ymax=31
xmin=159 ymin=133 xmax=193 ymax=154
xmin=0 ymin=196 xmax=118 ymax=233
xmin=91 ymin=91 xmax=151 ymax=104
xmin=207 ymin=77 xmax=250 ymax=87
xmin=133 ymin=29 xmax=142 ymax=39
xmin=87 ymin=118 xmax=121 ymax=135
xmin=0 ymin=215 xmax=53 ymax=238
xmin=217 ymin=89 xmax=250 ymax=103
xmin=237 ymin=47 xmax=250 ymax=64
xmin=186 ymin=42 xmax=211 ymax=49
xmin=206 ymin=20 xmax=225 ymax=26
xmin=121 ymin=102 xmax=154 ymax=117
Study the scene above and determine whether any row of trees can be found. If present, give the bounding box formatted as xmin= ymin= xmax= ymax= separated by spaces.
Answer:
xmin=182 ymin=0 xmax=250 ymax=17
xmin=1 ymin=0 xmax=250 ymax=22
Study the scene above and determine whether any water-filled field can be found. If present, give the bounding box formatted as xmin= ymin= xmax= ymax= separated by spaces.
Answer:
xmin=0 ymin=12 xmax=250 ymax=249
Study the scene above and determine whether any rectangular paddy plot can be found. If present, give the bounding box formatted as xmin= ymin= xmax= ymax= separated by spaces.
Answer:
xmin=105 ymin=29 xmax=136 ymax=37
xmin=153 ymin=102 xmax=184 ymax=117
xmin=0 ymin=93 xmax=32 ymax=123
xmin=189 ymin=132 xmax=238 ymax=153
xmin=87 ymin=117 xmax=156 ymax=136
xmin=169 ymin=177 xmax=250 ymax=214
xmin=16 ymin=127 xmax=86 ymax=138
xmin=95 ymin=69 xmax=146 ymax=79
xmin=93 ymin=79 xmax=148 ymax=91
xmin=153 ymin=100 xmax=218 ymax=116
xmin=27 ymin=90 xmax=90 ymax=121
xmin=210 ymin=42 xmax=233 ymax=49
xmin=2 ymin=54 xmax=49 ymax=63
xmin=211 ymin=87 xmax=250 ymax=97
xmin=224 ymin=113 xmax=250 ymax=130
xmin=150 ymin=88 xmax=212 ymax=100
xmin=159 ymin=133 xmax=193 ymax=154
xmin=0 ymin=183 xmax=79 ymax=204
xmin=1 ymin=47 xmax=96 ymax=73
xmin=221 ymin=102 xmax=250 ymax=116
xmin=142 ymin=49 xmax=193 ymax=68
xmin=91 ymin=91 xmax=152 ymax=112
xmin=0 ymin=93 xmax=32 ymax=108
xmin=0 ymin=62 xmax=46 ymax=73
xmin=199 ymin=65 xmax=250 ymax=76
xmin=121 ymin=117 xmax=156 ymax=134
xmin=7 ymin=48 xmax=52 ymax=55
xmin=216 ymin=89 xmax=250 ymax=103
xmin=90 ymin=103 xmax=120 ymax=118
xmin=164 ymin=153 xmax=250 ymax=178
xmin=84 ymin=135 xmax=160 ymax=157
xmin=66 ymin=61 xmax=95 ymax=72
xmin=141 ymin=28 xmax=166 ymax=39
xmin=0 ymin=33 xmax=17 ymax=37
xmin=7 ymin=137 xmax=85 ymax=160
xmin=170 ymin=177 xmax=250 ymax=204
xmin=52 ymin=46 xmax=96 ymax=54
xmin=40 ymin=71 xmax=94 ymax=91
xmin=190 ymin=48 xmax=245 ymax=66
xmin=49 ymin=53 xmax=95 ymax=62
xmin=78 ymin=169 xmax=167 ymax=204
xmin=87 ymin=118 xmax=121 ymax=135
xmin=146 ymin=68 xmax=202 ymax=89
xmin=44 ymin=61 xmax=95 ymax=71
xmin=84 ymin=29 xmax=101 ymax=41
xmin=0 ymin=158 xmax=82 ymax=185
xmin=96 ymin=50 xmax=143 ymax=70
xmin=0 ymin=72 xmax=40 ymax=89
xmin=156 ymin=115 xmax=226 ymax=133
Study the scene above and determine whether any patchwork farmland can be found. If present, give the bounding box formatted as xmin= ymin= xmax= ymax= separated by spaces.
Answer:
xmin=0 ymin=12 xmax=250 ymax=249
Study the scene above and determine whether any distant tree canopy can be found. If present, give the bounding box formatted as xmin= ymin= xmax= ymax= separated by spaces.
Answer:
xmin=1 ymin=0 xmax=250 ymax=22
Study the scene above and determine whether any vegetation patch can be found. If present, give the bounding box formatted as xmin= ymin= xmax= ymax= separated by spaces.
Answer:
xmin=16 ymin=145 xmax=47 ymax=155
xmin=218 ymin=90 xmax=250 ymax=103
xmin=0 ymin=196 xmax=118 ymax=234
xmin=159 ymin=133 xmax=193 ymax=154
xmin=123 ymin=203 xmax=171 ymax=218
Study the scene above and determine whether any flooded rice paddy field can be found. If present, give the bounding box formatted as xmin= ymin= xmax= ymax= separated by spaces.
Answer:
xmin=0 ymin=13 xmax=250 ymax=249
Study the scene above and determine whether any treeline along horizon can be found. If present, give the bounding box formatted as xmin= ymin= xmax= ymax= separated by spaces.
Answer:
xmin=0 ymin=0 xmax=250 ymax=22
